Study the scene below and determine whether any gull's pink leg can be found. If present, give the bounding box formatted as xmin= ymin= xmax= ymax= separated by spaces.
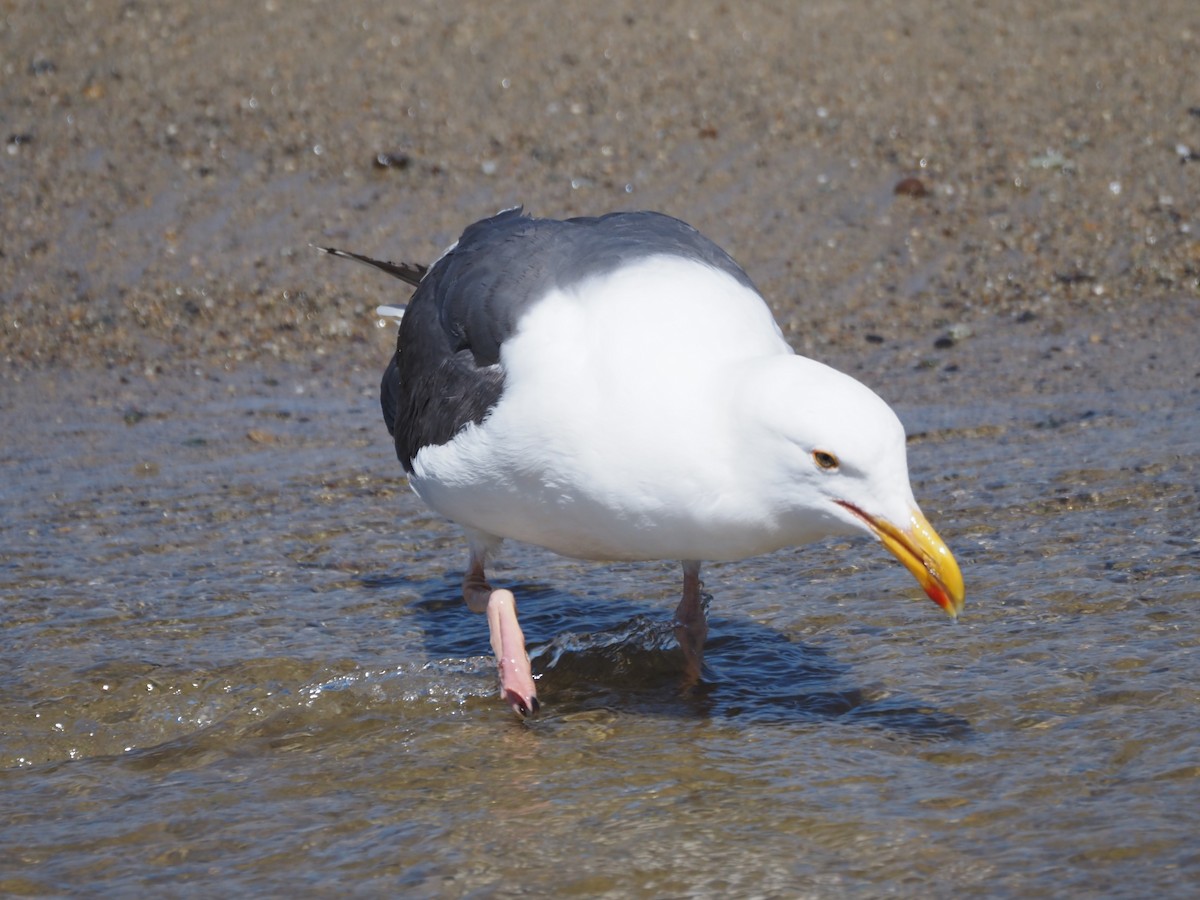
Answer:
xmin=673 ymin=560 xmax=707 ymax=686
xmin=463 ymin=556 xmax=539 ymax=717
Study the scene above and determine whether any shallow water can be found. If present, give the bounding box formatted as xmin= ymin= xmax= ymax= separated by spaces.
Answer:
xmin=1 ymin=365 xmax=1197 ymax=896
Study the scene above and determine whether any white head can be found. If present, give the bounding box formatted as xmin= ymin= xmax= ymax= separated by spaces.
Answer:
xmin=737 ymin=354 xmax=964 ymax=616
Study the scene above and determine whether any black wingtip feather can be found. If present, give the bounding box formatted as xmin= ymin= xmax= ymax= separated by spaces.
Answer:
xmin=315 ymin=245 xmax=428 ymax=287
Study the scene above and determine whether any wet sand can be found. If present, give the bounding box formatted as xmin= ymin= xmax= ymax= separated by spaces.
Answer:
xmin=2 ymin=0 xmax=1197 ymax=395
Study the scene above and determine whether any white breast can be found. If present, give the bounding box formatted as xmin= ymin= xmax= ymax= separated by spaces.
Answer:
xmin=409 ymin=256 xmax=797 ymax=562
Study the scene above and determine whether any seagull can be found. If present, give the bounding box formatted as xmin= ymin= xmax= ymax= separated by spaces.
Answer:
xmin=319 ymin=207 xmax=964 ymax=717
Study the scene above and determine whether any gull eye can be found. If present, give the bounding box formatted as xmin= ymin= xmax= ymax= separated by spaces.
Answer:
xmin=812 ymin=450 xmax=839 ymax=471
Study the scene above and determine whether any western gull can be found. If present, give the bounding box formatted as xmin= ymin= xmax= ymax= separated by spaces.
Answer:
xmin=320 ymin=207 xmax=964 ymax=717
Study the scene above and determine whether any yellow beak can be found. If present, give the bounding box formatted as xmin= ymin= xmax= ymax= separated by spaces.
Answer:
xmin=837 ymin=502 xmax=965 ymax=618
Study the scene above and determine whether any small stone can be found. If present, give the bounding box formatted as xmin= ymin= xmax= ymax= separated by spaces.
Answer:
xmin=374 ymin=152 xmax=411 ymax=170
xmin=894 ymin=176 xmax=928 ymax=197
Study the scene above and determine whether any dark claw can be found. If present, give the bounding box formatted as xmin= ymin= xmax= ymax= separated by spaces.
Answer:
xmin=506 ymin=690 xmax=541 ymax=718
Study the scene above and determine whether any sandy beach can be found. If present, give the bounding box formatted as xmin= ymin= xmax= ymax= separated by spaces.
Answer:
xmin=2 ymin=0 xmax=1196 ymax=398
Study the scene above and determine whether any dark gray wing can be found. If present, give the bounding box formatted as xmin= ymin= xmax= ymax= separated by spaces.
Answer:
xmin=423 ymin=207 xmax=756 ymax=367
xmin=366 ymin=207 xmax=756 ymax=471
